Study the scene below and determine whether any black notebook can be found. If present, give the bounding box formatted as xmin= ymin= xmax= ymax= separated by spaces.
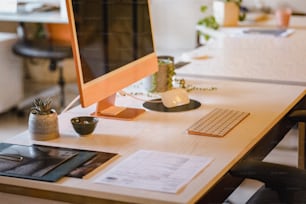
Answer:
xmin=0 ymin=143 xmax=96 ymax=182
xmin=67 ymin=151 xmax=118 ymax=179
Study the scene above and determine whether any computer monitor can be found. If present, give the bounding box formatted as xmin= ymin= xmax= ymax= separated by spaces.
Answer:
xmin=66 ymin=0 xmax=158 ymax=120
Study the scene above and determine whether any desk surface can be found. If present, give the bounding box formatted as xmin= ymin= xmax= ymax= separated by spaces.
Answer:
xmin=177 ymin=16 xmax=306 ymax=86
xmin=3 ymin=78 xmax=306 ymax=204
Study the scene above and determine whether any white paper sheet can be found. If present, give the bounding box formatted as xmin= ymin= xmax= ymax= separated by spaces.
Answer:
xmin=95 ymin=150 xmax=213 ymax=193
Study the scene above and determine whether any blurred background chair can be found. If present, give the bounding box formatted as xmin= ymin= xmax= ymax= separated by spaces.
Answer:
xmin=12 ymin=22 xmax=73 ymax=113
xmin=229 ymin=109 xmax=306 ymax=203
xmin=230 ymin=158 xmax=306 ymax=203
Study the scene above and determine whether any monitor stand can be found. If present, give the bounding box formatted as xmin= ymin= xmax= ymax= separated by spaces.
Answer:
xmin=91 ymin=94 xmax=145 ymax=120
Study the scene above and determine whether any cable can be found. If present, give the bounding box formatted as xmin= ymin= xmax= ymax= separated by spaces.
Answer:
xmin=61 ymin=95 xmax=80 ymax=114
xmin=118 ymin=90 xmax=162 ymax=103
xmin=61 ymin=91 xmax=160 ymax=115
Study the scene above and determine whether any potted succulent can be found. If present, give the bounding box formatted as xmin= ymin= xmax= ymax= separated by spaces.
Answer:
xmin=28 ymin=97 xmax=59 ymax=141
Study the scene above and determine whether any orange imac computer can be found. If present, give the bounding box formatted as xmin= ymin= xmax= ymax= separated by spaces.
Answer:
xmin=66 ymin=0 xmax=158 ymax=120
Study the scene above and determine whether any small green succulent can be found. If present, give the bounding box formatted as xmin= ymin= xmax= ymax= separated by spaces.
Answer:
xmin=31 ymin=98 xmax=54 ymax=115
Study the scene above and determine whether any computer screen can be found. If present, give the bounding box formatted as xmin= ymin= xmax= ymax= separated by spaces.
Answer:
xmin=66 ymin=0 xmax=158 ymax=119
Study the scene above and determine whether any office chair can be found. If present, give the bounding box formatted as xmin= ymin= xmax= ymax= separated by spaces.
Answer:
xmin=229 ymin=109 xmax=306 ymax=203
xmin=12 ymin=23 xmax=73 ymax=111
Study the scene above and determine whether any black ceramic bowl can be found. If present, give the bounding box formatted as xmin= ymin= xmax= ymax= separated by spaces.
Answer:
xmin=71 ymin=116 xmax=99 ymax=136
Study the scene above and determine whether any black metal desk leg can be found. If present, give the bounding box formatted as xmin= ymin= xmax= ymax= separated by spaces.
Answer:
xmin=298 ymin=122 xmax=306 ymax=169
xmin=58 ymin=64 xmax=65 ymax=108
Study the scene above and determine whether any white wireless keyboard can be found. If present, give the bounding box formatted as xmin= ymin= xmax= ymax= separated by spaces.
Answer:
xmin=188 ymin=108 xmax=250 ymax=137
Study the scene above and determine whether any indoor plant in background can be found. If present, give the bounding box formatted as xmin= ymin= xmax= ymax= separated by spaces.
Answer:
xmin=197 ymin=5 xmax=220 ymax=41
xmin=28 ymin=97 xmax=59 ymax=141
xmin=197 ymin=0 xmax=246 ymax=43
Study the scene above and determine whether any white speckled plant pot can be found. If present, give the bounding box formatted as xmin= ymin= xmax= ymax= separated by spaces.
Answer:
xmin=28 ymin=110 xmax=59 ymax=141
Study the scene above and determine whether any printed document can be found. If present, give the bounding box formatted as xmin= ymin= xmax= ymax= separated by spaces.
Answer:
xmin=95 ymin=150 xmax=213 ymax=193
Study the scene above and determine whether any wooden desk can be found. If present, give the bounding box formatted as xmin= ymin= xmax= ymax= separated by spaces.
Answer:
xmin=242 ymin=15 xmax=306 ymax=29
xmin=0 ymin=11 xmax=68 ymax=23
xmin=0 ymin=0 xmax=68 ymax=23
xmin=2 ymin=78 xmax=306 ymax=203
xmin=178 ymin=27 xmax=306 ymax=86
xmin=178 ymin=15 xmax=306 ymax=86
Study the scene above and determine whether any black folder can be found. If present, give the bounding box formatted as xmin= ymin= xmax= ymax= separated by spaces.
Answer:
xmin=0 ymin=143 xmax=96 ymax=182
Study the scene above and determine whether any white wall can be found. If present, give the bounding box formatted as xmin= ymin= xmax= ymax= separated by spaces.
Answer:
xmin=0 ymin=33 xmax=23 ymax=113
xmin=151 ymin=0 xmax=212 ymax=54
